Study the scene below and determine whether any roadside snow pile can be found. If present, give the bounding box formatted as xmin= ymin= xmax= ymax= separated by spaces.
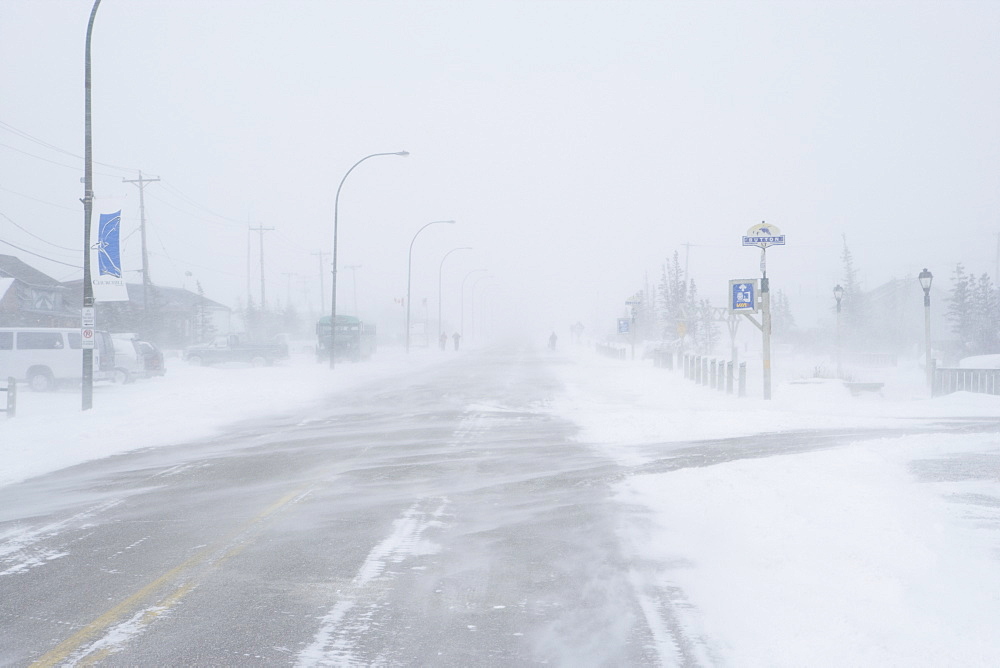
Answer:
xmin=550 ymin=349 xmax=1000 ymax=666
xmin=0 ymin=350 xmax=444 ymax=488
xmin=550 ymin=349 xmax=1000 ymax=459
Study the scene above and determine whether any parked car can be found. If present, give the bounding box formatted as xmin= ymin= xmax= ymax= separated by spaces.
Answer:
xmin=0 ymin=327 xmax=115 ymax=391
xmin=136 ymin=340 xmax=165 ymax=377
xmin=184 ymin=334 xmax=288 ymax=367
xmin=110 ymin=334 xmax=166 ymax=383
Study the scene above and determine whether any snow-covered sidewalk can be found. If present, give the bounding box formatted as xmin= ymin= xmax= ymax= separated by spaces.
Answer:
xmin=0 ymin=349 xmax=446 ymax=489
xmin=550 ymin=349 xmax=1000 ymax=666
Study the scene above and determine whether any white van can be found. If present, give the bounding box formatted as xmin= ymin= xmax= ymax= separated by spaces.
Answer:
xmin=0 ymin=328 xmax=115 ymax=391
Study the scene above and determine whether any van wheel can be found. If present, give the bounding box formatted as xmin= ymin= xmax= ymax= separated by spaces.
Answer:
xmin=114 ymin=368 xmax=133 ymax=384
xmin=187 ymin=356 xmax=203 ymax=366
xmin=28 ymin=370 xmax=55 ymax=392
xmin=250 ymin=356 xmax=266 ymax=368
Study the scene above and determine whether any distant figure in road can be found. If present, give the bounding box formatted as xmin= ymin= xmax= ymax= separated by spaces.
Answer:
xmin=548 ymin=331 xmax=558 ymax=351
xmin=452 ymin=332 xmax=461 ymax=351
xmin=439 ymin=332 xmax=448 ymax=351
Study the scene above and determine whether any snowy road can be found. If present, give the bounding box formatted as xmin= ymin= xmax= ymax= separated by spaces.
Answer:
xmin=2 ymin=347 xmax=999 ymax=666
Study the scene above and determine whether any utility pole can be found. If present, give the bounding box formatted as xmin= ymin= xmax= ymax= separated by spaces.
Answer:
xmin=281 ymin=272 xmax=296 ymax=309
xmin=249 ymin=224 xmax=274 ymax=309
xmin=312 ymin=251 xmax=329 ymax=312
xmin=123 ymin=170 xmax=160 ymax=330
xmin=682 ymin=241 xmax=693 ymax=284
xmin=344 ymin=264 xmax=362 ymax=316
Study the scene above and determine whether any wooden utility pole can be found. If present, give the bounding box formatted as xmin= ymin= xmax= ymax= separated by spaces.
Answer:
xmin=312 ymin=251 xmax=329 ymax=312
xmin=344 ymin=264 xmax=362 ymax=316
xmin=249 ymin=224 xmax=274 ymax=308
xmin=123 ymin=170 xmax=160 ymax=326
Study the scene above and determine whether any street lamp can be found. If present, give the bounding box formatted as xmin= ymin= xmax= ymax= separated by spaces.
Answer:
xmin=438 ymin=247 xmax=472 ymax=345
xmin=919 ymin=268 xmax=934 ymax=387
xmin=469 ymin=274 xmax=492 ymax=344
xmin=329 ymin=150 xmax=408 ymax=369
xmin=460 ymin=268 xmax=488 ymax=338
xmin=81 ymin=0 xmax=102 ymax=411
xmin=406 ymin=220 xmax=455 ymax=353
xmin=833 ymin=284 xmax=844 ymax=378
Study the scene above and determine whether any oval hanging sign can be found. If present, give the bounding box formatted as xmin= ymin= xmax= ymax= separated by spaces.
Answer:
xmin=742 ymin=222 xmax=786 ymax=248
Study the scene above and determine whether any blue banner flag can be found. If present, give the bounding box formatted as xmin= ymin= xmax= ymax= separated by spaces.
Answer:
xmin=97 ymin=210 xmax=122 ymax=277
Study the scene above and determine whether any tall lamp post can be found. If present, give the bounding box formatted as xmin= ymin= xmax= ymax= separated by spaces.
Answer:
xmin=329 ymin=150 xmax=408 ymax=369
xmin=460 ymin=268 xmax=488 ymax=338
xmin=81 ymin=0 xmax=102 ymax=411
xmin=919 ymin=268 xmax=934 ymax=388
xmin=406 ymin=220 xmax=455 ymax=352
xmin=438 ymin=246 xmax=472 ymax=345
xmin=833 ymin=284 xmax=844 ymax=379
xmin=469 ymin=274 xmax=492 ymax=343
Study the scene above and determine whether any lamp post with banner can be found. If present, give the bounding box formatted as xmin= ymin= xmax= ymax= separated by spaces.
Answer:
xmin=834 ymin=284 xmax=844 ymax=378
xmin=918 ymin=268 xmax=933 ymax=388
xmin=739 ymin=222 xmax=786 ymax=400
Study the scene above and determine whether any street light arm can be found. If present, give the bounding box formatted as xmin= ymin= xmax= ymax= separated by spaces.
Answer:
xmin=459 ymin=268 xmax=488 ymax=338
xmin=329 ymin=150 xmax=407 ymax=369
xmin=437 ymin=246 xmax=473 ymax=343
xmin=405 ymin=220 xmax=456 ymax=352
xmin=334 ymin=152 xmax=408 ymax=219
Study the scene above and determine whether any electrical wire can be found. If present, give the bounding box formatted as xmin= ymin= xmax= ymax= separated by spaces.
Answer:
xmin=0 ymin=185 xmax=80 ymax=212
xmin=0 ymin=210 xmax=80 ymax=252
xmin=156 ymin=180 xmax=246 ymax=225
xmin=0 ymin=238 xmax=83 ymax=268
xmin=0 ymin=118 xmax=137 ymax=172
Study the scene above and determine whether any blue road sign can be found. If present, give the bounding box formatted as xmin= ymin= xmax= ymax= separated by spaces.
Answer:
xmin=617 ymin=318 xmax=630 ymax=334
xmin=729 ymin=279 xmax=759 ymax=312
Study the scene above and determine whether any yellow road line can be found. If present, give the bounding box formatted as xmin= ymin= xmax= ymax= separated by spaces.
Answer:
xmin=30 ymin=485 xmax=312 ymax=667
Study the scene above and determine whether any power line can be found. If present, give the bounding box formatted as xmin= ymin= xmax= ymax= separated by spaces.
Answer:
xmin=156 ymin=180 xmax=245 ymax=225
xmin=0 ymin=118 xmax=137 ymax=172
xmin=0 ymin=210 xmax=79 ymax=252
xmin=0 ymin=238 xmax=83 ymax=268
xmin=0 ymin=185 xmax=80 ymax=212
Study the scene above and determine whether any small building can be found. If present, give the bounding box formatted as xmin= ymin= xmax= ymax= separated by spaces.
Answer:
xmin=0 ymin=255 xmax=76 ymax=327
xmin=61 ymin=280 xmax=232 ymax=348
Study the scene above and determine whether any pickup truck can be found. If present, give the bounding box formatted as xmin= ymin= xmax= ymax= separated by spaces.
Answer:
xmin=184 ymin=334 xmax=288 ymax=367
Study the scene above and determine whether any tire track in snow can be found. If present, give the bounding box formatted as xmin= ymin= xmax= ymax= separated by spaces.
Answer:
xmin=0 ymin=499 xmax=122 ymax=577
xmin=296 ymin=498 xmax=449 ymax=667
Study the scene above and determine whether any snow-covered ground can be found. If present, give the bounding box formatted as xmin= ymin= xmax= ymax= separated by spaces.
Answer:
xmin=0 ymin=348 xmax=446 ymax=488
xmin=3 ymin=344 xmax=999 ymax=665
xmin=550 ymin=349 xmax=1000 ymax=666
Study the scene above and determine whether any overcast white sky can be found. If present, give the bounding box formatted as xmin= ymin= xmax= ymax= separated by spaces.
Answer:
xmin=1 ymin=0 xmax=998 ymax=338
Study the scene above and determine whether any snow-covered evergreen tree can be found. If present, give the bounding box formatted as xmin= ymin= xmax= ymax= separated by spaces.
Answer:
xmin=971 ymin=272 xmax=999 ymax=354
xmin=840 ymin=235 xmax=867 ymax=339
xmin=947 ymin=263 xmax=974 ymax=353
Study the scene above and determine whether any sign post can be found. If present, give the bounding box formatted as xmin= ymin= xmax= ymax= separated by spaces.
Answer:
xmin=81 ymin=306 xmax=96 ymax=350
xmin=740 ymin=222 xmax=785 ymax=400
xmin=625 ymin=293 xmax=641 ymax=360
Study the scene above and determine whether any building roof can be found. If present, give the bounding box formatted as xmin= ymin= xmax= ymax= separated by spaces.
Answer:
xmin=0 ymin=255 xmax=64 ymax=287
xmin=0 ymin=277 xmax=15 ymax=301
xmin=61 ymin=280 xmax=231 ymax=312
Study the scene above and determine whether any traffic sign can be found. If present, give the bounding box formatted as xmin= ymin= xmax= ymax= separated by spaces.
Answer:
xmin=82 ymin=306 xmax=96 ymax=349
xmin=617 ymin=318 xmax=630 ymax=334
xmin=729 ymin=279 xmax=759 ymax=313
xmin=742 ymin=222 xmax=785 ymax=248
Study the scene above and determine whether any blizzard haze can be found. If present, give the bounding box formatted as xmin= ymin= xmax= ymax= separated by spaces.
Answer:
xmin=1 ymin=1 xmax=999 ymax=337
